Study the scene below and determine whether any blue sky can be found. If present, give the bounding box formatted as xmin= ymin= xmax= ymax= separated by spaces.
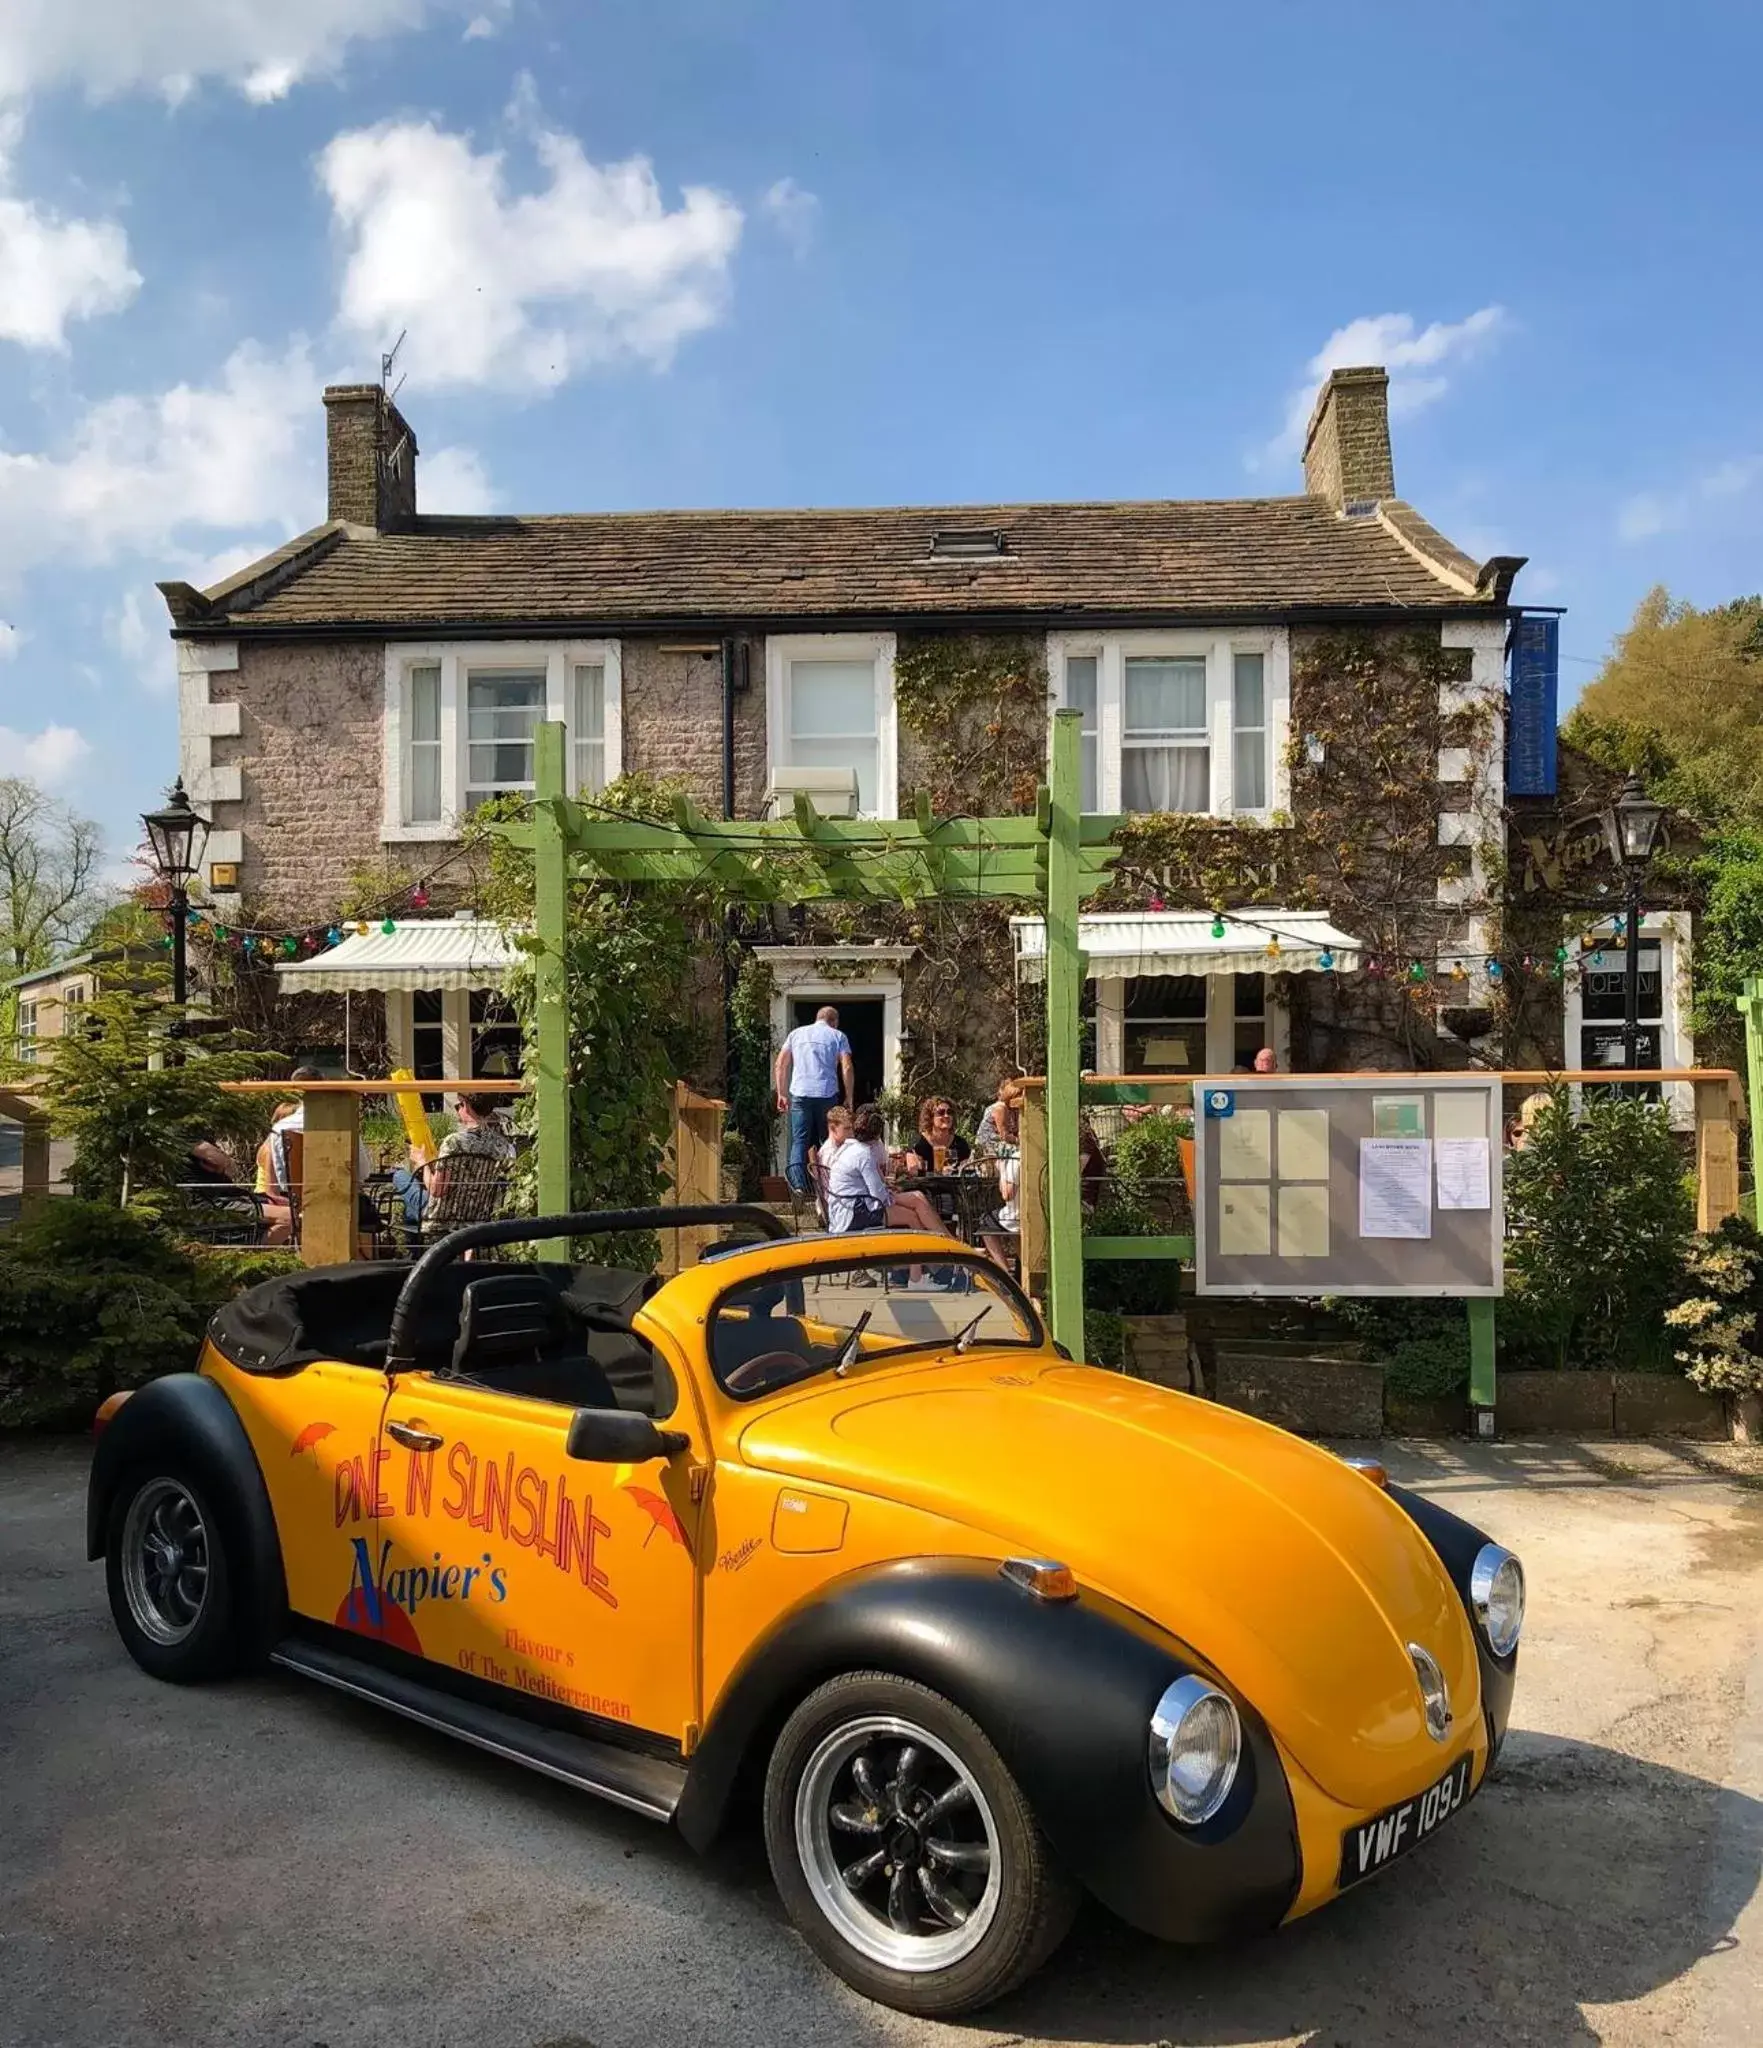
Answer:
xmin=0 ymin=0 xmax=1758 ymax=873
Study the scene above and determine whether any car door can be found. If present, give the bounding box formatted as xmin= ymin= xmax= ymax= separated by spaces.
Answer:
xmin=373 ymin=1371 xmax=701 ymax=1745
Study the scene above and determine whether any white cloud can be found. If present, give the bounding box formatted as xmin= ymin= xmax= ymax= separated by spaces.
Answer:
xmin=1617 ymin=455 xmax=1763 ymax=544
xmin=762 ymin=176 xmax=819 ymax=257
xmin=0 ymin=184 xmax=140 ymax=348
xmin=320 ymin=117 xmax=745 ymax=392
xmin=0 ymin=0 xmax=448 ymax=104
xmin=419 ymin=444 xmax=498 ymax=511
xmin=1258 ymin=306 xmax=1508 ymax=469
xmin=0 ymin=722 xmax=89 ymax=783
xmin=463 ymin=1 xmax=511 ymax=40
xmin=0 ymin=339 xmax=316 ymax=585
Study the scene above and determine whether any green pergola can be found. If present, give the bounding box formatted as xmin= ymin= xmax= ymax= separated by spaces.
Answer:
xmin=493 ymin=712 xmax=1114 ymax=1350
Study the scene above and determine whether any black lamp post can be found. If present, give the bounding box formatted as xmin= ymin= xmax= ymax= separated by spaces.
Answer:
xmin=142 ymin=778 xmax=211 ymax=1010
xmin=1600 ymin=774 xmax=1667 ymax=1072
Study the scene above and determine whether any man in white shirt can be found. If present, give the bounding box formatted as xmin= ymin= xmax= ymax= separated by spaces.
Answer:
xmin=774 ymin=1005 xmax=855 ymax=1194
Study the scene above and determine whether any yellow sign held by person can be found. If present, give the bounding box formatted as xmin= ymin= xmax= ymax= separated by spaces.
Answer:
xmin=389 ymin=1068 xmax=436 ymax=1164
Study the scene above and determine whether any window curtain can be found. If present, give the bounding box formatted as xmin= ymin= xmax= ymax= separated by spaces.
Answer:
xmin=1123 ymin=745 xmax=1209 ymax=812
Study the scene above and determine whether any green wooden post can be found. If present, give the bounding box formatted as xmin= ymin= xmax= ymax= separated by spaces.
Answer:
xmin=1742 ymin=976 xmax=1763 ymax=1224
xmin=1045 ymin=711 xmax=1085 ymax=1356
xmin=533 ymin=722 xmax=572 ymax=1231
xmin=1466 ymin=1296 xmax=1496 ymax=1419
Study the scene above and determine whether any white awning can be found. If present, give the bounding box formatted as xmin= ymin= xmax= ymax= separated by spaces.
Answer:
xmin=274 ymin=918 xmax=520 ymax=994
xmin=1010 ymin=909 xmax=1364 ymax=982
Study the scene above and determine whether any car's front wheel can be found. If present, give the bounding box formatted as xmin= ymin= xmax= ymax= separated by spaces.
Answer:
xmin=763 ymin=1671 xmax=1077 ymax=2016
xmin=105 ymin=1469 xmax=242 ymax=1682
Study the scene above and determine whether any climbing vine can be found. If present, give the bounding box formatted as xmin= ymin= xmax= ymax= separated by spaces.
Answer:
xmin=726 ymin=953 xmax=775 ymax=1199
xmin=471 ymin=778 xmax=716 ymax=1259
xmin=894 ymin=633 xmax=1049 ymax=817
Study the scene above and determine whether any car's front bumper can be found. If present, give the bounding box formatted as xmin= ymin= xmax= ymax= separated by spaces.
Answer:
xmin=1280 ymin=1708 xmax=1494 ymax=1923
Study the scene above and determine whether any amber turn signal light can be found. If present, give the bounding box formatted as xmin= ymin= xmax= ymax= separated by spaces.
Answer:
xmin=1342 ymin=1455 xmax=1389 ymax=1490
xmin=1000 ymin=1556 xmax=1078 ymax=1601
xmin=92 ymin=1391 xmax=133 ymax=1440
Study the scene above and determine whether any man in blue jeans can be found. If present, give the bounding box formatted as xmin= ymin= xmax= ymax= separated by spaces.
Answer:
xmin=774 ymin=1005 xmax=855 ymax=1194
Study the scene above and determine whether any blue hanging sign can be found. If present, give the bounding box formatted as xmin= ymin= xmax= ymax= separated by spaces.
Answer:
xmin=1508 ymin=614 xmax=1559 ymax=797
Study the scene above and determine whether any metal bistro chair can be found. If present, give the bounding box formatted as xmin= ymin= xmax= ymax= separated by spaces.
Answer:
xmin=420 ymin=1151 xmax=520 ymax=1254
xmin=175 ymin=1183 xmax=272 ymax=1247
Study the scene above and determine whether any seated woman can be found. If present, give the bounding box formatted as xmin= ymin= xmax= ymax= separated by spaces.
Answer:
xmin=975 ymin=1077 xmax=1025 ymax=1156
xmin=253 ymin=1099 xmax=299 ymax=1246
xmin=910 ymin=1096 xmax=972 ymax=1171
xmin=825 ymin=1106 xmax=957 ymax=1243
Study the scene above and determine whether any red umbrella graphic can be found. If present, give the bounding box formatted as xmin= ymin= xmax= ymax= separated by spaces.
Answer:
xmin=335 ymin=1586 xmax=422 ymax=1655
xmin=625 ymin=1485 xmax=690 ymax=1552
xmin=290 ymin=1420 xmax=337 ymax=1459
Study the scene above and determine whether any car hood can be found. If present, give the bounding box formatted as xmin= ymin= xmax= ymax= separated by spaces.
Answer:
xmin=736 ymin=1357 xmax=1480 ymax=1807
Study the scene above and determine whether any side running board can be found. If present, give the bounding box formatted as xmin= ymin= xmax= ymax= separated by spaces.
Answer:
xmin=270 ymin=1636 xmax=686 ymax=1822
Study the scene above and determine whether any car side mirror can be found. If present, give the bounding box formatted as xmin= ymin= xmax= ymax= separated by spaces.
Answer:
xmin=565 ymin=1407 xmax=689 ymax=1464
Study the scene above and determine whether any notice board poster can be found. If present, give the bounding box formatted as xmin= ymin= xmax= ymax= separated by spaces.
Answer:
xmin=1194 ymin=1075 xmax=1502 ymax=1297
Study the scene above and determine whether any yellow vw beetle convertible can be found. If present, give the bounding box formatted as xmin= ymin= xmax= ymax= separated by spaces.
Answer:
xmin=89 ymin=1206 xmax=1523 ymax=2016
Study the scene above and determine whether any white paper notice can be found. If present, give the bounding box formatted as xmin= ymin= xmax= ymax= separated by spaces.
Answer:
xmin=1433 ymin=1092 xmax=1487 ymax=1143
xmin=1358 ymin=1138 xmax=1433 ymax=1239
xmin=1435 ymin=1136 xmax=1492 ymax=1210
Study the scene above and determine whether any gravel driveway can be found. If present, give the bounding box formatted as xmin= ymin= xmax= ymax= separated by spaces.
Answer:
xmin=3 ymin=1434 xmax=1761 ymax=2048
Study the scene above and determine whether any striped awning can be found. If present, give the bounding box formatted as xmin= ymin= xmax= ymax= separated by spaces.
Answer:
xmin=1011 ymin=909 xmax=1364 ymax=982
xmin=274 ymin=918 xmax=520 ymax=994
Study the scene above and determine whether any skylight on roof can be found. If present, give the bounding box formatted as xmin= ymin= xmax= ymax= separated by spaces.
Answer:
xmin=929 ymin=527 xmax=1008 ymax=559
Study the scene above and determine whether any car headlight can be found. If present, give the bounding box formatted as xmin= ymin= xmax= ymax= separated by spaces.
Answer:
xmin=1148 ymin=1675 xmax=1241 ymax=1825
xmin=1469 ymin=1543 xmax=1525 ymax=1657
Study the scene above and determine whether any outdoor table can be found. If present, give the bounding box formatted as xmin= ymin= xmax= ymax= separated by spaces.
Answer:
xmin=894 ymin=1168 xmax=997 ymax=1245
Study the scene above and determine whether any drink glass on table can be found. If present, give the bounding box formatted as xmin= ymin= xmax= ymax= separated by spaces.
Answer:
xmin=933 ymin=1143 xmax=949 ymax=1172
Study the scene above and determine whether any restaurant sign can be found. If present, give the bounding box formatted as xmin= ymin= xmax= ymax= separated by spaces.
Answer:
xmin=1508 ymin=615 xmax=1559 ymax=798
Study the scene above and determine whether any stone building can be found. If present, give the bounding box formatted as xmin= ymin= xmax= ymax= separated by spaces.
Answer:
xmin=162 ymin=369 xmax=1676 ymax=1121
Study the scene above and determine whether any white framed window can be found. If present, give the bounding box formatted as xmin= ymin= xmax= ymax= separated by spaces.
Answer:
xmin=1048 ymin=629 xmax=1290 ymax=820
xmin=17 ymin=998 xmax=37 ymax=1063
xmin=765 ymin=633 xmax=897 ymax=819
xmin=1563 ymin=912 xmax=1695 ymax=1129
xmin=383 ymin=640 xmax=621 ymax=839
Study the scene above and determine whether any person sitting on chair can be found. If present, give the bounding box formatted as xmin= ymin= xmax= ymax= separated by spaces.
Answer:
xmin=910 ymin=1096 xmax=972 ymax=1171
xmin=825 ymin=1107 xmax=956 ymax=1241
xmin=423 ymin=1092 xmax=518 ymax=1236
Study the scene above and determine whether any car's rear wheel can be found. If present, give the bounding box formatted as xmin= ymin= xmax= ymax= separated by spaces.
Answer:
xmin=105 ymin=1470 xmax=242 ymax=1682
xmin=763 ymin=1671 xmax=1076 ymax=2016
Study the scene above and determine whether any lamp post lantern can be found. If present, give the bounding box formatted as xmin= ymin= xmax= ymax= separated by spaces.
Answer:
xmin=141 ymin=778 xmax=211 ymax=1012
xmin=1600 ymin=774 xmax=1666 ymax=1072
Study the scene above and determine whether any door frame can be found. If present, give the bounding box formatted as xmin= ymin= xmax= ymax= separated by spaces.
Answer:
xmin=755 ymin=946 xmax=914 ymax=1168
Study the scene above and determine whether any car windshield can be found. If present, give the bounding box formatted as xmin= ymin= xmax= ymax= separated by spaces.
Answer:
xmin=709 ymin=1256 xmax=1041 ymax=1401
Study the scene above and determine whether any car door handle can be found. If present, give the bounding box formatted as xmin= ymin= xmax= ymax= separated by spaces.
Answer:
xmin=387 ymin=1421 xmax=444 ymax=1452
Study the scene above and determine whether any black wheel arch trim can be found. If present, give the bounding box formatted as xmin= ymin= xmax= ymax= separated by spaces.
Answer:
xmin=1386 ymin=1482 xmax=1518 ymax=1755
xmin=88 ymin=1373 xmax=288 ymax=1655
xmin=677 ymin=1556 xmax=1300 ymax=1943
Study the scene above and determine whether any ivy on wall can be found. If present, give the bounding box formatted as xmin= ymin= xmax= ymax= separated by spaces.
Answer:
xmin=895 ymin=633 xmax=1049 ymax=817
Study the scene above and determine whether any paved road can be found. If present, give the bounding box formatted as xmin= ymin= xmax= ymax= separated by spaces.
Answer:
xmin=4 ymin=1435 xmax=1762 ymax=2048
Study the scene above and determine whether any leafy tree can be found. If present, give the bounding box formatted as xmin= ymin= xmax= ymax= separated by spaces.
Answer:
xmin=0 ymin=775 xmax=106 ymax=975
xmin=1573 ymin=586 xmax=1763 ymax=820
xmin=38 ymin=967 xmax=275 ymax=1205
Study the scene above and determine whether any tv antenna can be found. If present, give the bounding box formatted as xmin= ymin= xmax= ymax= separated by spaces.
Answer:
xmin=380 ymin=330 xmax=407 ymax=404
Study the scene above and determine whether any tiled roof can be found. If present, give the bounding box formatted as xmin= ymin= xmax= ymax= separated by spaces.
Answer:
xmin=173 ymin=495 xmax=1505 ymax=634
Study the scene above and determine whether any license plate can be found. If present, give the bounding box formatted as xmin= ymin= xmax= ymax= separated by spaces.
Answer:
xmin=1337 ymin=1753 xmax=1473 ymax=1890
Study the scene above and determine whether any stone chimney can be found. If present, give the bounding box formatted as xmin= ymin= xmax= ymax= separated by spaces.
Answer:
xmin=1302 ymin=365 xmax=1394 ymax=512
xmin=322 ymin=383 xmax=419 ymax=530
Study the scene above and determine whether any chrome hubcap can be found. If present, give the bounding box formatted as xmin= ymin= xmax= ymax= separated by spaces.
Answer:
xmin=121 ymin=1479 xmax=209 ymax=1646
xmin=796 ymin=1715 xmax=1000 ymax=1972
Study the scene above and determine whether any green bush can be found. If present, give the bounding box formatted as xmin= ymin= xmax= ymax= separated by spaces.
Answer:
xmin=1332 ymin=1296 xmax=1469 ymax=1399
xmin=1667 ymin=1214 xmax=1763 ymax=1396
xmin=1502 ymin=1089 xmax=1694 ymax=1370
xmin=0 ymin=1201 xmax=300 ymax=1429
xmin=1083 ymin=1308 xmax=1127 ymax=1370
xmin=1108 ymin=1111 xmax=1191 ymax=1208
